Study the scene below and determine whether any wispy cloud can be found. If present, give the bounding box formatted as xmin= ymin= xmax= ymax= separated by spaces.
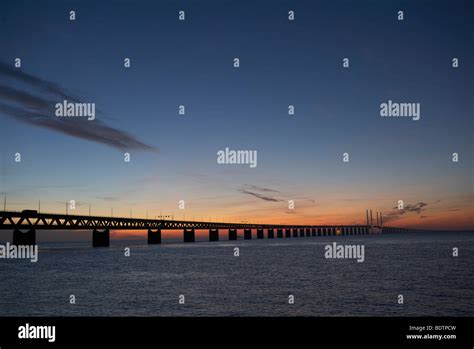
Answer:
xmin=0 ymin=62 xmax=159 ymax=153
xmin=243 ymin=184 xmax=279 ymax=193
xmin=239 ymin=189 xmax=281 ymax=202
xmin=238 ymin=184 xmax=282 ymax=202
xmin=393 ymin=202 xmax=428 ymax=214
xmin=383 ymin=201 xmax=430 ymax=223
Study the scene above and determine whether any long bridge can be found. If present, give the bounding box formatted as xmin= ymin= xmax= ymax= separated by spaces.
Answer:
xmin=0 ymin=209 xmax=416 ymax=247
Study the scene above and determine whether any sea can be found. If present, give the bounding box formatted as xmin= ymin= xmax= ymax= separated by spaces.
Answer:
xmin=0 ymin=231 xmax=473 ymax=316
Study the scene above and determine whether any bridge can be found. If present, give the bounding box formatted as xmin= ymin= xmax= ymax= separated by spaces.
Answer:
xmin=0 ymin=209 xmax=416 ymax=247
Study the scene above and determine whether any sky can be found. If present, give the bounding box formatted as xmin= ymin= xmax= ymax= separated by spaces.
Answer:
xmin=0 ymin=0 xmax=472 ymax=235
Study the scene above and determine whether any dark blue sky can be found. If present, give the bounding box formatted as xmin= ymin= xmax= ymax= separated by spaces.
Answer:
xmin=0 ymin=0 xmax=472 ymax=230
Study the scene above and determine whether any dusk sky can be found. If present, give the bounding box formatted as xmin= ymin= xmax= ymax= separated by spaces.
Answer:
xmin=0 ymin=0 xmax=472 ymax=233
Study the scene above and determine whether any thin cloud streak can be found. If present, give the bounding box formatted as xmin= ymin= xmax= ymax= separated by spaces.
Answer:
xmin=383 ymin=202 xmax=430 ymax=223
xmin=238 ymin=184 xmax=282 ymax=202
xmin=0 ymin=62 xmax=159 ymax=153
xmin=243 ymin=184 xmax=279 ymax=193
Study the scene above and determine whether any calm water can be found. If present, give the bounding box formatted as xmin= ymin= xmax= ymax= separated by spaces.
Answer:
xmin=0 ymin=232 xmax=473 ymax=316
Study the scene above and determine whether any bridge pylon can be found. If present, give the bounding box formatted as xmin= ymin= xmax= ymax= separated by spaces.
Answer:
xmin=148 ymin=229 xmax=161 ymax=244
xmin=277 ymin=228 xmax=283 ymax=238
xmin=209 ymin=229 xmax=219 ymax=242
xmin=267 ymin=228 xmax=275 ymax=239
xmin=183 ymin=229 xmax=195 ymax=243
xmin=228 ymin=228 xmax=237 ymax=240
xmin=12 ymin=229 xmax=36 ymax=246
xmin=244 ymin=228 xmax=252 ymax=240
xmin=92 ymin=229 xmax=110 ymax=247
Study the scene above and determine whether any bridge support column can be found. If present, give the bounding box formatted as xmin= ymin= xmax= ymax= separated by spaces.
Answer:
xmin=268 ymin=228 xmax=274 ymax=239
xmin=330 ymin=227 xmax=335 ymax=236
xmin=299 ymin=228 xmax=305 ymax=237
xmin=148 ymin=229 xmax=161 ymax=244
xmin=292 ymin=228 xmax=298 ymax=237
xmin=311 ymin=228 xmax=316 ymax=237
xmin=184 ymin=228 xmax=195 ymax=243
xmin=285 ymin=228 xmax=291 ymax=238
xmin=257 ymin=228 xmax=264 ymax=239
xmin=277 ymin=228 xmax=283 ymax=238
xmin=229 ymin=228 xmax=237 ymax=240
xmin=244 ymin=229 xmax=252 ymax=240
xmin=317 ymin=228 xmax=322 ymax=237
xmin=93 ymin=229 xmax=110 ymax=247
xmin=12 ymin=229 xmax=36 ymax=246
xmin=305 ymin=228 xmax=311 ymax=237
xmin=209 ymin=229 xmax=219 ymax=242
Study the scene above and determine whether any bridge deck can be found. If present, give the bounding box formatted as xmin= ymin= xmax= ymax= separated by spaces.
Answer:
xmin=0 ymin=211 xmax=370 ymax=230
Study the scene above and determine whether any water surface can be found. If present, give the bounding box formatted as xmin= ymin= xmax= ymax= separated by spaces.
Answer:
xmin=0 ymin=232 xmax=472 ymax=316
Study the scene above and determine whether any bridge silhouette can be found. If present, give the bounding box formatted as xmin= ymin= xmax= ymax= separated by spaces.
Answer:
xmin=0 ymin=209 xmax=415 ymax=247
